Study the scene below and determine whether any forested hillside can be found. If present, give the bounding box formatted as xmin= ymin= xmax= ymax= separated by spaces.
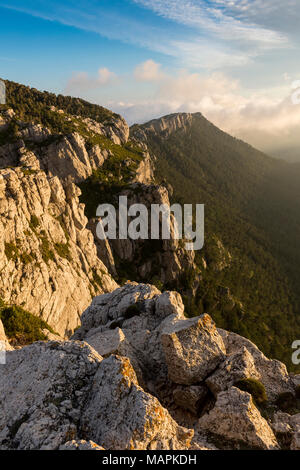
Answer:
xmin=131 ymin=113 xmax=300 ymax=370
xmin=3 ymin=79 xmax=119 ymax=132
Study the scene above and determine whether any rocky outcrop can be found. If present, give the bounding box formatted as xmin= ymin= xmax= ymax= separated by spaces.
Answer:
xmin=197 ymin=387 xmax=279 ymax=450
xmin=0 ymin=283 xmax=299 ymax=450
xmin=131 ymin=113 xmax=194 ymax=141
xmin=0 ymin=166 xmax=117 ymax=336
xmin=0 ymin=341 xmax=192 ymax=450
xmin=161 ymin=314 xmax=226 ymax=385
xmin=40 ymin=133 xmax=110 ymax=182
xmin=216 ymin=329 xmax=294 ymax=401
xmin=81 ymin=354 xmax=193 ymax=450
xmin=103 ymin=184 xmax=197 ymax=286
xmin=271 ymin=412 xmax=300 ymax=450
xmin=71 ymin=283 xmax=300 ymax=450
xmin=81 ymin=114 xmax=129 ymax=146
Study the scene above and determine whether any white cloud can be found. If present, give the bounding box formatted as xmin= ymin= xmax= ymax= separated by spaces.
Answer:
xmin=134 ymin=0 xmax=290 ymax=47
xmin=66 ymin=68 xmax=117 ymax=92
xmin=134 ymin=60 xmax=166 ymax=81
xmin=110 ymin=63 xmax=300 ymax=160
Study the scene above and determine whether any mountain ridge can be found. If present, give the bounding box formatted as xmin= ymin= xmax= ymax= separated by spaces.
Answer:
xmin=0 ymin=79 xmax=299 ymax=370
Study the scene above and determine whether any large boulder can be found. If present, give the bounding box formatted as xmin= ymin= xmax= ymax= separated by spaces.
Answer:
xmin=198 ymin=387 xmax=279 ymax=450
xmin=271 ymin=412 xmax=300 ymax=450
xmin=0 ymin=340 xmax=193 ymax=450
xmin=74 ymin=283 xmax=185 ymax=337
xmin=217 ymin=329 xmax=294 ymax=401
xmin=81 ymin=355 xmax=193 ymax=450
xmin=73 ymin=284 xmax=187 ymax=390
xmin=0 ymin=341 xmax=101 ymax=450
xmin=161 ymin=314 xmax=226 ymax=385
xmin=206 ymin=347 xmax=260 ymax=396
xmin=83 ymin=327 xmax=145 ymax=387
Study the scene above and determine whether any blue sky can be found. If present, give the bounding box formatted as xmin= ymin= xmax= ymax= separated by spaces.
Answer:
xmin=1 ymin=0 xmax=300 ymax=156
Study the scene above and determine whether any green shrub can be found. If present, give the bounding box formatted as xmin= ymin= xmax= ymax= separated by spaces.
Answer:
xmin=234 ymin=378 xmax=268 ymax=405
xmin=5 ymin=241 xmax=37 ymax=265
xmin=54 ymin=242 xmax=71 ymax=261
xmin=29 ymin=215 xmax=40 ymax=230
xmin=40 ymin=237 xmax=55 ymax=264
xmin=151 ymin=277 xmax=164 ymax=291
xmin=0 ymin=304 xmax=55 ymax=346
xmin=4 ymin=242 xmax=19 ymax=261
xmin=20 ymin=252 xmax=36 ymax=264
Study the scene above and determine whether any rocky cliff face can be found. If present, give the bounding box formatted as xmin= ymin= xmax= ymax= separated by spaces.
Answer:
xmin=1 ymin=283 xmax=299 ymax=450
xmin=0 ymin=166 xmax=117 ymax=336
xmin=0 ymin=104 xmax=198 ymax=338
xmin=132 ymin=113 xmax=195 ymax=140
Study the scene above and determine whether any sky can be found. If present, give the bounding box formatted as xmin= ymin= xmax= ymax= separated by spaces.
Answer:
xmin=1 ymin=0 xmax=300 ymax=159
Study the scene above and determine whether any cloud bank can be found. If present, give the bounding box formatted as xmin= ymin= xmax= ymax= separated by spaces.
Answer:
xmin=106 ymin=60 xmax=300 ymax=160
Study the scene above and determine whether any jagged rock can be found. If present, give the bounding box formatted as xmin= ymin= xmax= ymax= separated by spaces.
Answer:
xmin=73 ymin=284 xmax=187 ymax=389
xmin=20 ymin=124 xmax=51 ymax=143
xmin=206 ymin=347 xmax=260 ymax=396
xmin=82 ymin=115 xmax=129 ymax=146
xmin=74 ymin=283 xmax=165 ymax=335
xmin=132 ymin=113 xmax=194 ymax=139
xmin=87 ymin=218 xmax=117 ymax=276
xmin=106 ymin=184 xmax=197 ymax=286
xmin=43 ymin=133 xmax=106 ymax=182
xmin=59 ymin=440 xmax=104 ymax=450
xmin=271 ymin=412 xmax=300 ymax=449
xmin=134 ymin=152 xmax=153 ymax=184
xmin=271 ymin=411 xmax=293 ymax=434
xmin=84 ymin=327 xmax=126 ymax=357
xmin=0 ymin=341 xmax=193 ymax=450
xmin=82 ymin=327 xmax=144 ymax=386
xmin=0 ymin=167 xmax=117 ymax=336
xmin=161 ymin=314 xmax=226 ymax=385
xmin=198 ymin=387 xmax=279 ymax=450
xmin=218 ymin=329 xmax=294 ymax=401
xmin=173 ymin=385 xmax=208 ymax=415
xmin=81 ymin=354 xmax=193 ymax=450
xmin=0 ymin=341 xmax=102 ymax=450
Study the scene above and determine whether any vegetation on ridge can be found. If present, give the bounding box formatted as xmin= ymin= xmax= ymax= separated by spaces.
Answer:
xmin=0 ymin=300 xmax=56 ymax=346
xmin=1 ymin=79 xmax=119 ymax=130
xmin=131 ymin=114 xmax=300 ymax=371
